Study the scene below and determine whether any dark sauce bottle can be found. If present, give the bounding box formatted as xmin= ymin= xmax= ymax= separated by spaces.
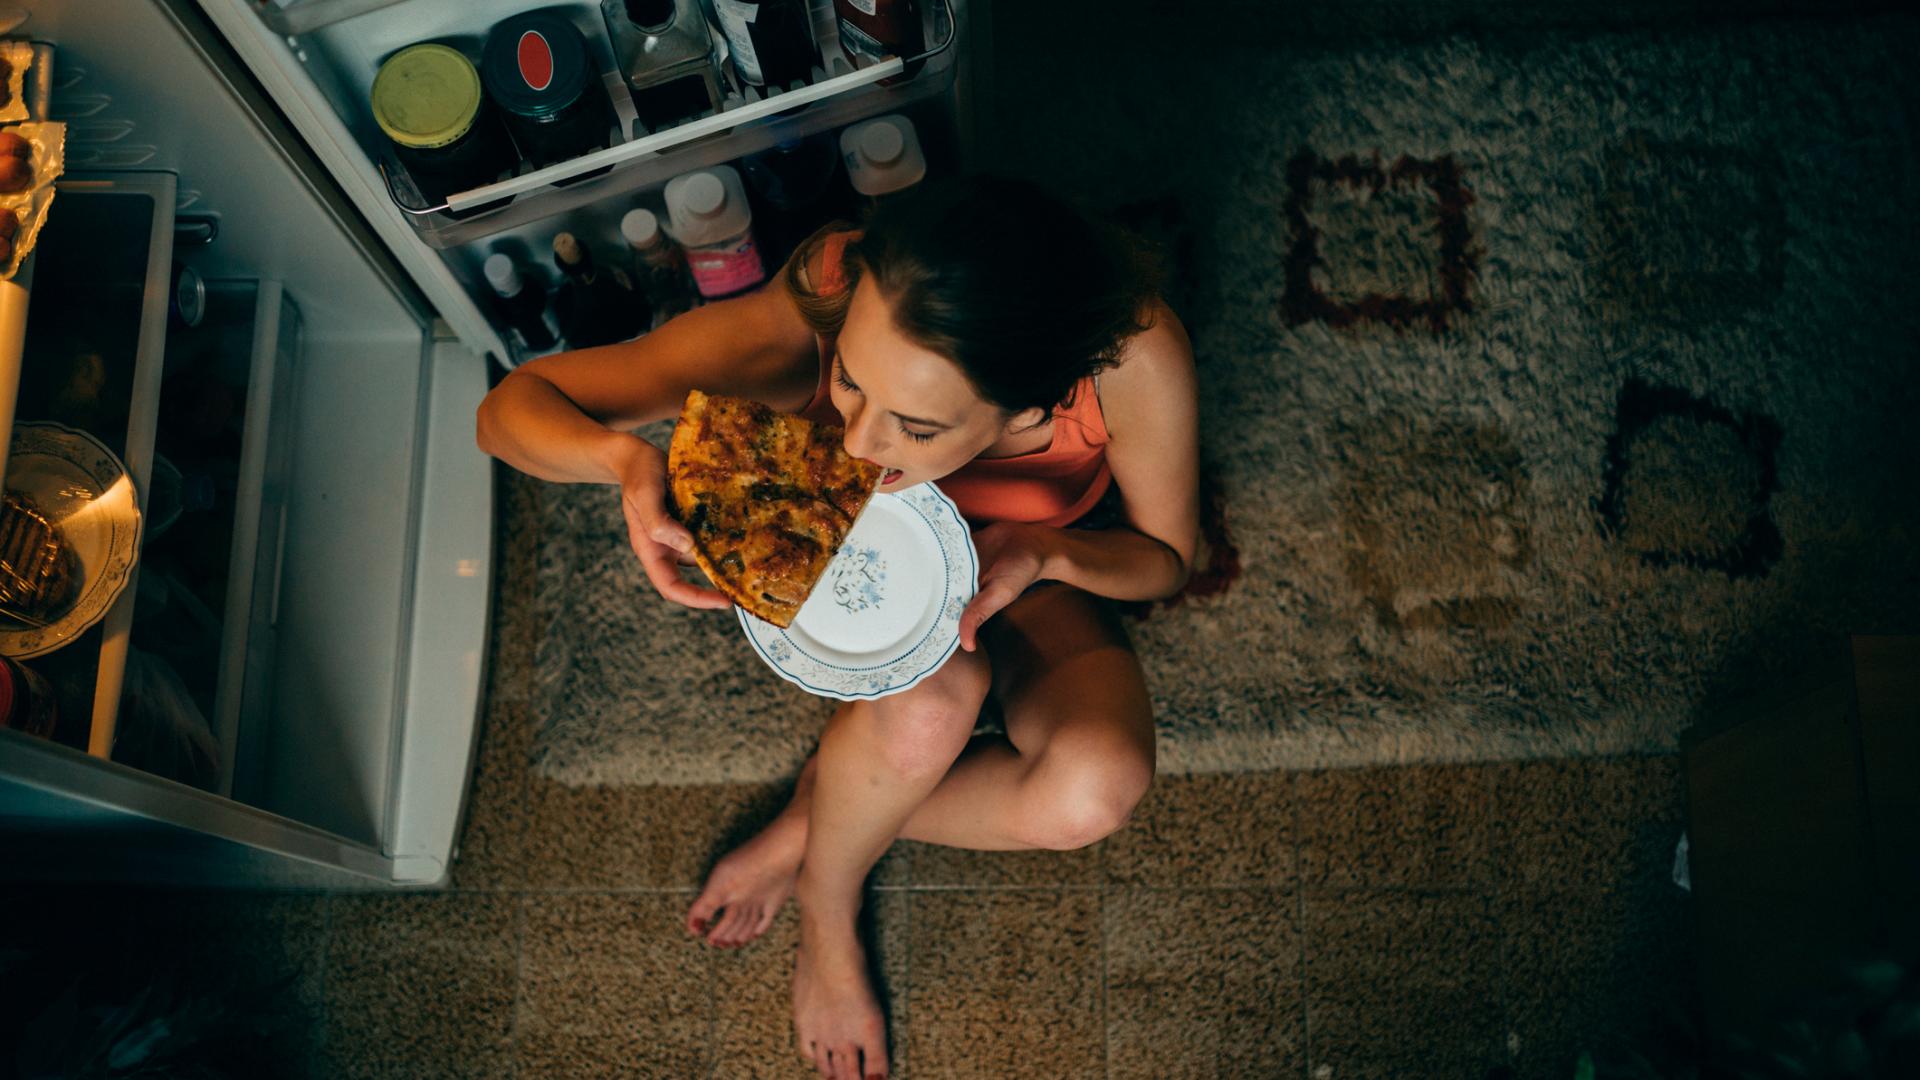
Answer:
xmin=711 ymin=0 xmax=821 ymax=90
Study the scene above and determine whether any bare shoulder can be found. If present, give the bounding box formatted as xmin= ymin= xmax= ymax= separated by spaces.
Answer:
xmin=1099 ymin=299 xmax=1197 ymax=436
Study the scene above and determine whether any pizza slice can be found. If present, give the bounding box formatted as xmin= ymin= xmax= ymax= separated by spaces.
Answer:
xmin=666 ymin=389 xmax=883 ymax=627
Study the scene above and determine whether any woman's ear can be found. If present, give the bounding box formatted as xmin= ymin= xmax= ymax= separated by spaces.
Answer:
xmin=1004 ymin=406 xmax=1049 ymax=436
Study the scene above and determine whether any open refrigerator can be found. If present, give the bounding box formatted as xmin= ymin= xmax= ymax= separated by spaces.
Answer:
xmin=0 ymin=0 xmax=988 ymax=889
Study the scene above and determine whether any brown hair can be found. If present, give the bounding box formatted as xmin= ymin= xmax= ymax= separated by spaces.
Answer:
xmin=779 ymin=173 xmax=1166 ymax=416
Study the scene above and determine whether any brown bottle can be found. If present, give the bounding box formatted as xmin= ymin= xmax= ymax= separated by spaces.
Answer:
xmin=833 ymin=0 xmax=925 ymax=83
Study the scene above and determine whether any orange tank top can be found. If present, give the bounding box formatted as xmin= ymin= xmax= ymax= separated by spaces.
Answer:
xmin=797 ymin=230 xmax=1114 ymax=529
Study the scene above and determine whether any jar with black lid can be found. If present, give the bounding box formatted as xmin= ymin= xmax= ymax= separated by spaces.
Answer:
xmin=481 ymin=12 xmax=619 ymax=185
xmin=370 ymin=43 xmax=518 ymax=217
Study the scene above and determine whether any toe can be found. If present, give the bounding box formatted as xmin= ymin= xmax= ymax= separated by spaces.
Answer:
xmin=687 ymin=894 xmax=722 ymax=938
xmin=861 ymin=1038 xmax=888 ymax=1079
xmin=709 ymin=908 xmax=746 ymax=946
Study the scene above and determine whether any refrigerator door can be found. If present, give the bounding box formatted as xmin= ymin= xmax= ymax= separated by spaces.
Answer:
xmin=0 ymin=0 xmax=492 ymax=888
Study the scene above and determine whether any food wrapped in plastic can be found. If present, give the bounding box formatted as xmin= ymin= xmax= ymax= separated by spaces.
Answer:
xmin=0 ymin=119 xmax=64 ymax=280
xmin=0 ymin=40 xmax=31 ymax=124
xmin=0 ymin=490 xmax=81 ymax=626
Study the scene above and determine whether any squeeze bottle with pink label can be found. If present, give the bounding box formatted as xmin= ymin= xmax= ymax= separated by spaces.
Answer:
xmin=663 ymin=165 xmax=767 ymax=300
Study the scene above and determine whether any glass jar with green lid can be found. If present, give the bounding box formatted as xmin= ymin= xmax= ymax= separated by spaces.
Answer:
xmin=371 ymin=43 xmax=517 ymax=217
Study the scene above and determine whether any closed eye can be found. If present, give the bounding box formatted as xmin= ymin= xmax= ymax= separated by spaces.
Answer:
xmin=833 ymin=355 xmax=860 ymax=394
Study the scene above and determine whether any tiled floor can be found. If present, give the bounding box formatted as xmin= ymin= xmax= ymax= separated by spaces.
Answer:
xmin=1 ymin=472 xmax=1699 ymax=1080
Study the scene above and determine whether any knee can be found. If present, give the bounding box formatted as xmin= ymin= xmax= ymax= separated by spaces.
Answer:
xmin=1020 ymin=736 xmax=1155 ymax=850
xmin=873 ymin=652 xmax=991 ymax=777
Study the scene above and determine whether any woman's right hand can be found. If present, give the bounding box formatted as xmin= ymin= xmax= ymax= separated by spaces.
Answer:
xmin=614 ymin=436 xmax=735 ymax=611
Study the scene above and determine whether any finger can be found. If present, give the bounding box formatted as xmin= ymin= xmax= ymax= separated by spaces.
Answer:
xmin=958 ymin=584 xmax=1016 ymax=652
xmin=637 ymin=546 xmax=734 ymax=610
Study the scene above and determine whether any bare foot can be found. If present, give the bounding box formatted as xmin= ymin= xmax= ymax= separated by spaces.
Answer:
xmin=685 ymin=755 xmax=817 ymax=948
xmin=793 ymin=915 xmax=889 ymax=1080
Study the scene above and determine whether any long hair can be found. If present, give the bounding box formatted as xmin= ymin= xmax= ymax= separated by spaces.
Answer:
xmin=780 ymin=173 xmax=1167 ymax=416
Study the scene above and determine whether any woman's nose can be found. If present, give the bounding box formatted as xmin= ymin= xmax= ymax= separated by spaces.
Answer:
xmin=842 ymin=403 xmax=885 ymax=461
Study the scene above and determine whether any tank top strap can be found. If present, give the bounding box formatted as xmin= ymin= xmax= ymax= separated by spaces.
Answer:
xmin=1050 ymin=374 xmax=1110 ymax=448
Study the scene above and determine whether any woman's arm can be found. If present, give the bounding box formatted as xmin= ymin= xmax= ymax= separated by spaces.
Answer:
xmin=474 ymin=264 xmax=824 ymax=485
xmin=958 ymin=300 xmax=1201 ymax=649
xmin=474 ymin=247 xmax=831 ymax=609
xmin=1041 ymin=298 xmax=1201 ymax=596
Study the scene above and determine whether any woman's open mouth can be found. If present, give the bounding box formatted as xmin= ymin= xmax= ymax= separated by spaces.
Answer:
xmin=880 ymin=468 xmax=904 ymax=485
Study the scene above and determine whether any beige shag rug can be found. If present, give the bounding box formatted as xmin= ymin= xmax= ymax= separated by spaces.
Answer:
xmin=523 ymin=14 xmax=1920 ymax=786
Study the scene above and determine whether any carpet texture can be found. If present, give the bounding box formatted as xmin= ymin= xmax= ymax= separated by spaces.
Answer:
xmin=527 ymin=14 xmax=1920 ymax=787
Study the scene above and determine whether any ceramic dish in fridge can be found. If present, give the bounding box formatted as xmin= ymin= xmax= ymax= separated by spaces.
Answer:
xmin=0 ymin=422 xmax=143 ymax=658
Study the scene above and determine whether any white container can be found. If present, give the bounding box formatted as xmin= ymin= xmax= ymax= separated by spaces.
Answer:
xmin=662 ymin=165 xmax=767 ymax=299
xmin=840 ymin=114 xmax=926 ymax=198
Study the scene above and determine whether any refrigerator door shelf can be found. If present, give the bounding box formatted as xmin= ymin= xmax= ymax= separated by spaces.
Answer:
xmin=388 ymin=0 xmax=954 ymax=217
xmin=396 ymin=51 xmax=957 ymax=252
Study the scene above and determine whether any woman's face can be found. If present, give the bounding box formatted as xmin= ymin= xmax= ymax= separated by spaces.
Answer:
xmin=830 ymin=274 xmax=1041 ymax=492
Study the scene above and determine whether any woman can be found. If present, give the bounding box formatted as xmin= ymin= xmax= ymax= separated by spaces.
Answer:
xmin=475 ymin=173 xmax=1198 ymax=1080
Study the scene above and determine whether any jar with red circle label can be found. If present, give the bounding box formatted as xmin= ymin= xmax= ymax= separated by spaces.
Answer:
xmin=481 ymin=12 xmax=618 ymax=182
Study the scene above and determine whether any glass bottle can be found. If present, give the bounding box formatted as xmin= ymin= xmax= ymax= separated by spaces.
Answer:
xmin=832 ymin=0 xmax=926 ymax=84
xmin=621 ymin=208 xmax=696 ymax=324
xmin=552 ymin=233 xmax=649 ymax=348
xmin=741 ymin=130 xmax=856 ymax=268
xmin=602 ymin=0 xmax=728 ymax=136
xmin=484 ymin=253 xmax=559 ymax=353
xmin=711 ymin=0 xmax=821 ymax=90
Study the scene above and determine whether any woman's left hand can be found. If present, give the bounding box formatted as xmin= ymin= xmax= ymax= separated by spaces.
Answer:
xmin=958 ymin=522 xmax=1052 ymax=652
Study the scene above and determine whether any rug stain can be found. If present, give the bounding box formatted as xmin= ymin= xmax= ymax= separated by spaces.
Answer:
xmin=1590 ymin=129 xmax=1787 ymax=325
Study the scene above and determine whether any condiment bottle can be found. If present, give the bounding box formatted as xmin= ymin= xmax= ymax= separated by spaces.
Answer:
xmin=621 ymin=208 xmax=696 ymax=323
xmin=481 ymin=12 xmax=619 ymax=183
xmin=832 ymin=0 xmax=925 ymax=84
xmin=370 ymin=42 xmax=516 ymax=217
xmin=711 ymin=0 xmax=821 ymax=90
xmin=602 ymin=0 xmax=727 ymax=136
xmin=552 ymin=233 xmax=649 ymax=348
xmin=483 ymin=253 xmax=559 ymax=354
xmin=663 ymin=165 xmax=768 ymax=300
xmin=840 ymin=114 xmax=926 ymax=204
xmin=741 ymin=130 xmax=856 ymax=268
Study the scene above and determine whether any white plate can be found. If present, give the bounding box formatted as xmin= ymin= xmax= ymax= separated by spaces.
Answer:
xmin=738 ymin=482 xmax=977 ymax=701
xmin=0 ymin=422 xmax=143 ymax=658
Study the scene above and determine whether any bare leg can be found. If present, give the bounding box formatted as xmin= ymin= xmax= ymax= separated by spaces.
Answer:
xmin=791 ymin=648 xmax=990 ymax=1080
xmin=684 ymin=726 xmax=1041 ymax=949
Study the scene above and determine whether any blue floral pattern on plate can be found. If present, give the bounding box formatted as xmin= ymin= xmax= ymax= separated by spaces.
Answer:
xmin=737 ymin=484 xmax=977 ymax=701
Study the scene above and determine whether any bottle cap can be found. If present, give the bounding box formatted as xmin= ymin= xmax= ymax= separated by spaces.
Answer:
xmin=483 ymin=253 xmax=523 ymax=296
xmin=684 ymin=172 xmax=727 ymax=218
xmin=841 ymin=115 xmax=926 ymax=196
xmin=553 ymin=232 xmax=588 ymax=270
xmin=621 ymin=208 xmax=662 ymax=248
xmin=859 ymin=123 xmax=904 ymax=166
